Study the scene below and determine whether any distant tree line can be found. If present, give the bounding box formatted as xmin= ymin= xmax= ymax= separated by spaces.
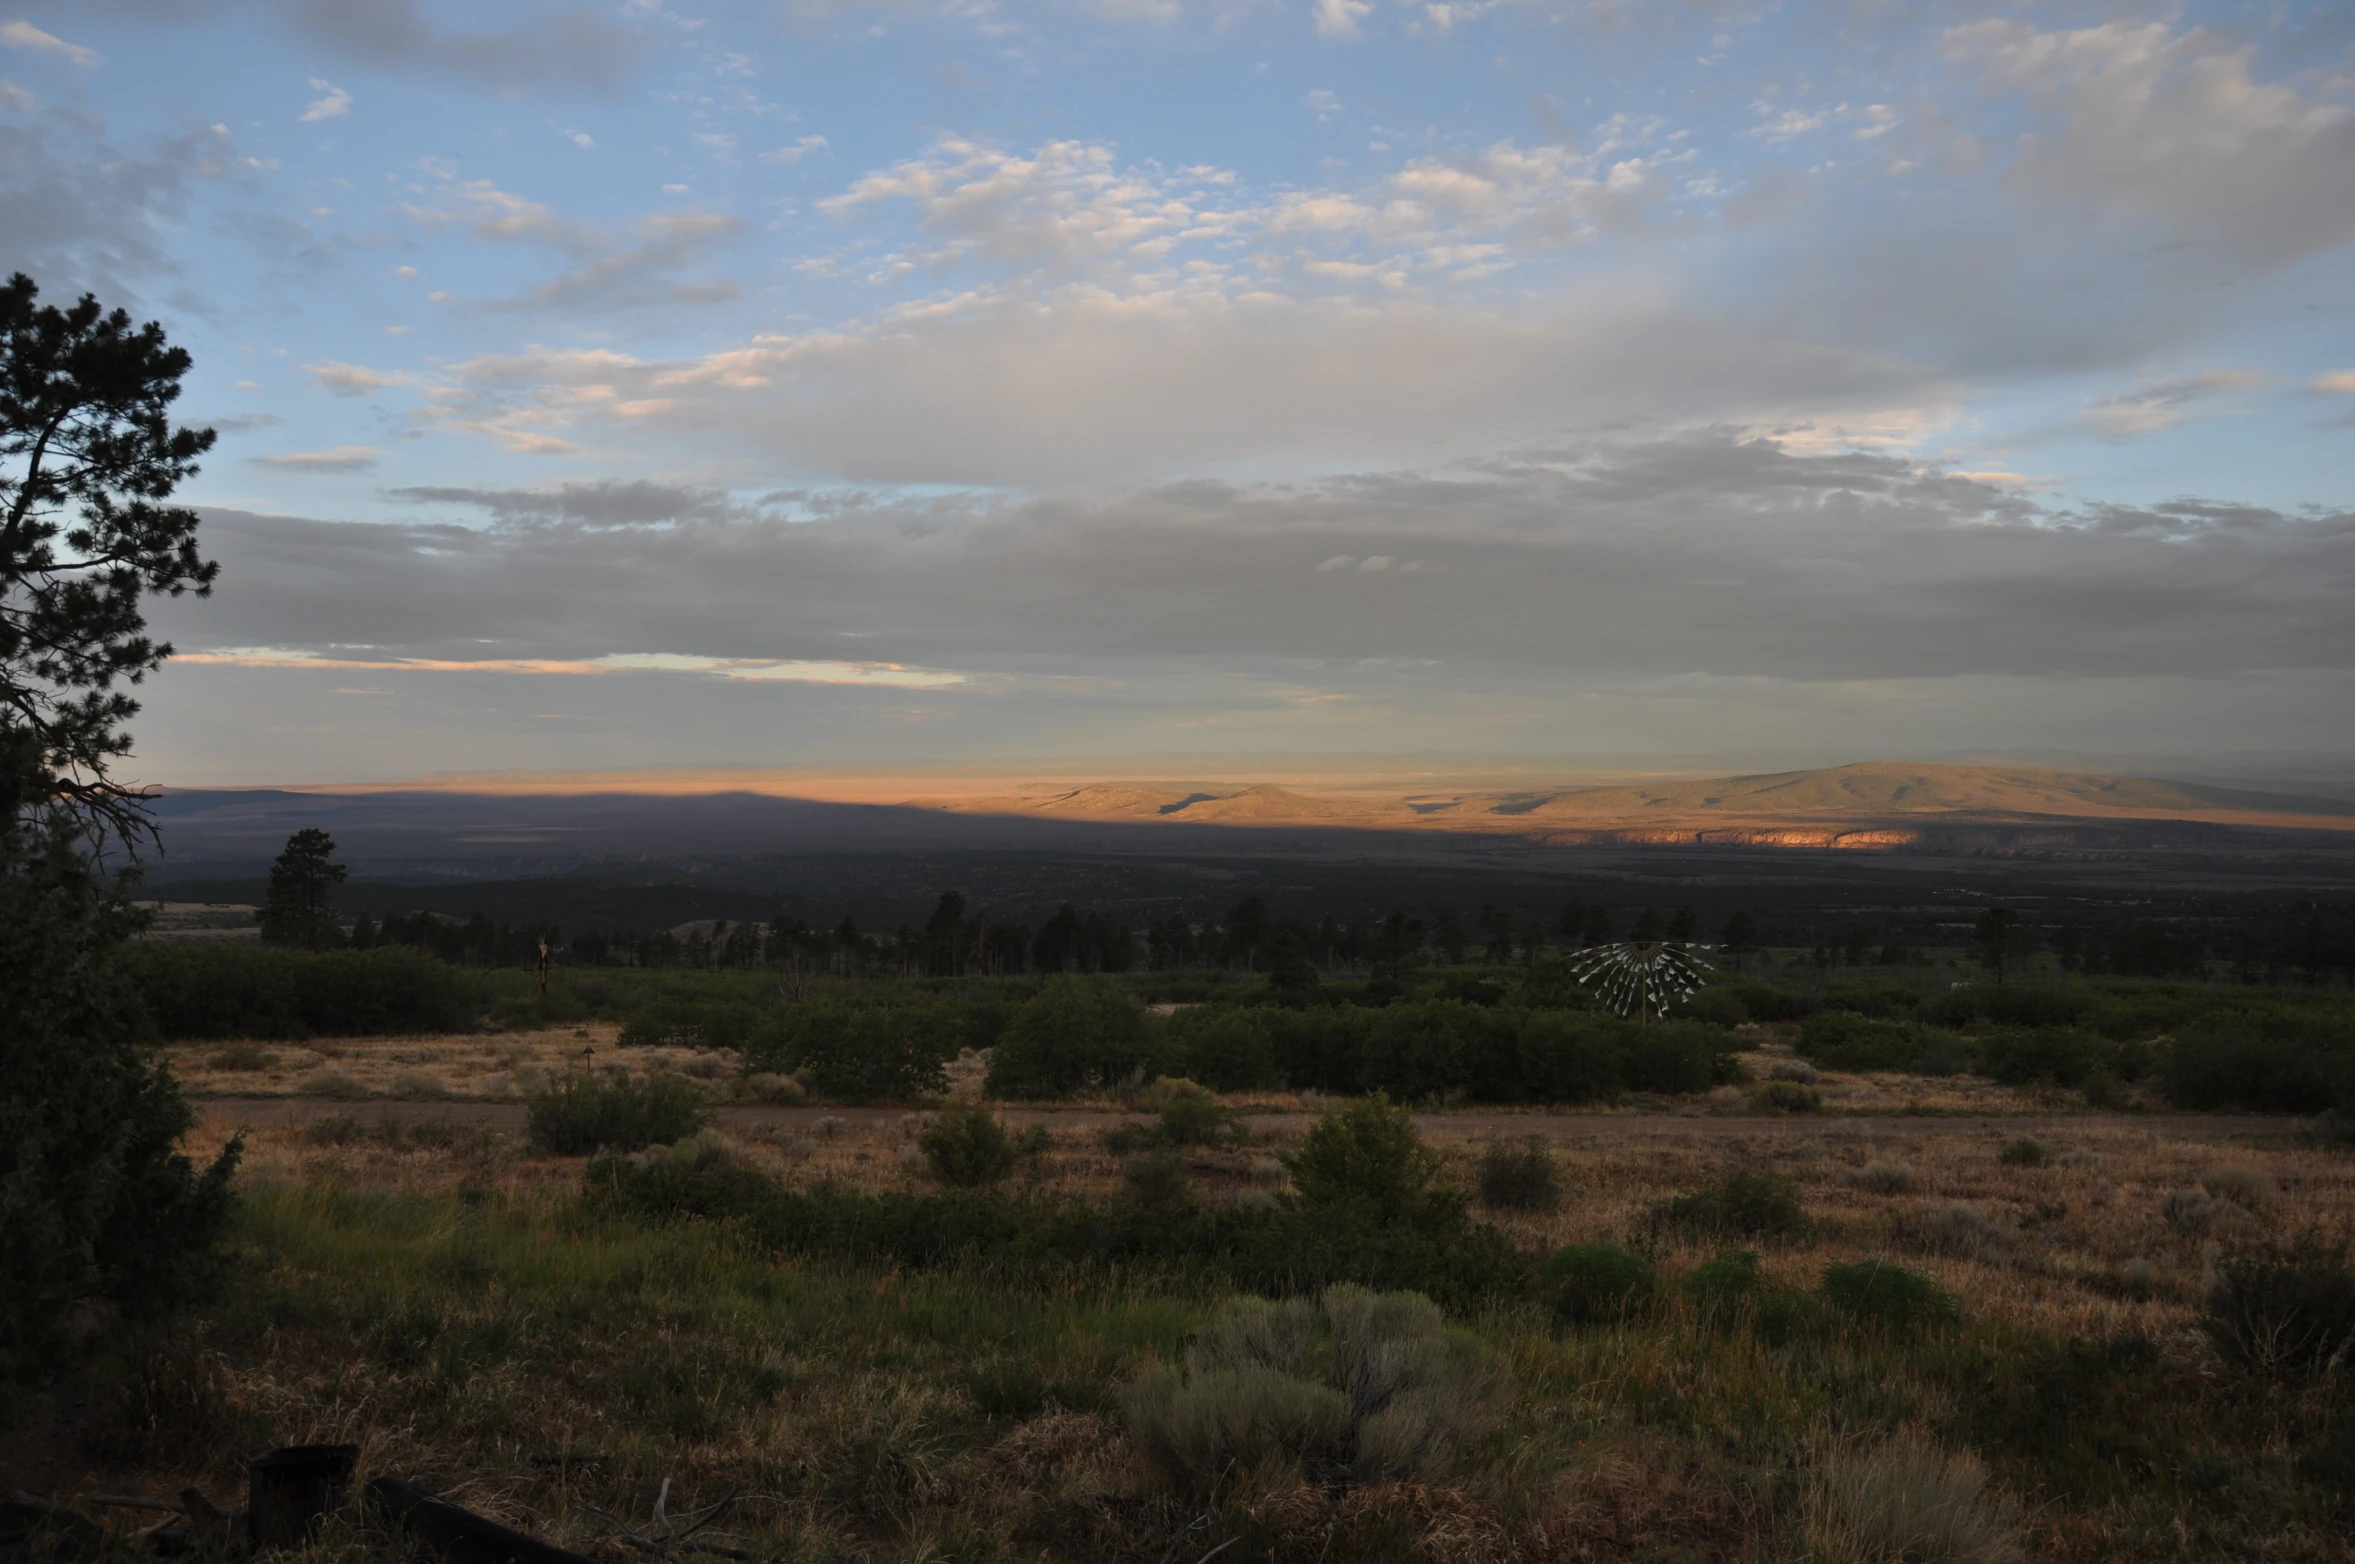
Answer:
xmin=261 ymin=830 xmax=2355 ymax=992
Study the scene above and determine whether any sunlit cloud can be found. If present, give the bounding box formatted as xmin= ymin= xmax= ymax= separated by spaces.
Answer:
xmin=178 ymin=647 xmax=969 ymax=688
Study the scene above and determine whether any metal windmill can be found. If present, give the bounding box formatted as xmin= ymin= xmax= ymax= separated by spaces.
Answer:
xmin=1567 ymin=938 xmax=1714 ymax=1023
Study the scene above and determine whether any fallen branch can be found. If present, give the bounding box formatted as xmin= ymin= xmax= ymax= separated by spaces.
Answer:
xmin=366 ymin=1477 xmax=598 ymax=1564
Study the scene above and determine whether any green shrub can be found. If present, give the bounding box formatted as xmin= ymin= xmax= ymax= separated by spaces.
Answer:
xmin=591 ymin=1150 xmax=1532 ymax=1310
xmin=1976 ymin=1026 xmax=2130 ymax=1090
xmin=1799 ymin=1011 xmax=1968 ymax=1076
xmin=1475 ymin=1137 xmax=1559 ymax=1212
xmin=1679 ymin=986 xmax=1750 ymax=1027
xmin=747 ymin=1000 xmax=956 ymax=1102
xmin=3 ymin=791 xmax=242 ymax=1386
xmin=1820 ymin=983 xmax=1924 ymax=1020
xmin=985 ymin=978 xmax=1161 ymax=1099
xmin=1998 ymin=1137 xmax=2048 ymax=1168
xmin=1119 ymin=1284 xmax=1499 ymax=1492
xmin=918 ymin=1100 xmax=1021 ymax=1188
xmin=1622 ymin=1021 xmax=1746 ymax=1093
xmin=618 ymin=997 xmax=764 ymax=1052
xmin=1123 ymin=1147 xmax=1193 ymax=1208
xmin=2160 ymin=1024 xmax=2355 ymax=1114
xmin=1650 ymin=1171 xmax=1807 ymax=1242
xmin=1284 ymin=1093 xmax=1443 ymax=1223
xmin=1143 ymin=1076 xmax=1247 ymax=1146
xmin=1755 ymin=1079 xmax=1822 ymax=1113
xmin=1727 ymin=984 xmax=1812 ymax=1022
xmin=1680 ymin=1248 xmax=1764 ymax=1312
xmin=526 ymin=1072 xmax=707 ymax=1154
xmin=1966 ymin=1336 xmax=2163 ymax=1501
xmin=126 ymin=942 xmax=478 ymax=1039
xmin=1166 ymin=1006 xmax=1282 ymax=1091
xmin=1822 ymin=1259 xmax=1958 ymax=1332
xmin=1544 ymin=1242 xmax=1655 ymax=1324
xmin=2202 ymin=1234 xmax=2355 ymax=1382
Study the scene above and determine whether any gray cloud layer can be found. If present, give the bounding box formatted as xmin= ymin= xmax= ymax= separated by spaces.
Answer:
xmin=166 ymin=436 xmax=2355 ymax=686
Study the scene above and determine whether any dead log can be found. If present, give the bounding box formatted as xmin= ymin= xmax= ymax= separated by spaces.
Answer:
xmin=365 ymin=1478 xmax=598 ymax=1564
xmin=247 ymin=1446 xmax=357 ymax=1551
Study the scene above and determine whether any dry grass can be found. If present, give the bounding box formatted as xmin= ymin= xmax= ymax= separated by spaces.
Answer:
xmin=176 ymin=1080 xmax=2355 ymax=1349
xmin=81 ymin=1047 xmax=2355 ymax=1564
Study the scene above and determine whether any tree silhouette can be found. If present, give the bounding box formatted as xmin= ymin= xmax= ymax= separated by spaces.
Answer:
xmin=1 ymin=277 xmax=233 ymax=1384
xmin=1720 ymin=911 xmax=1759 ymax=972
xmin=1975 ymin=907 xmax=2021 ymax=986
xmin=259 ymin=828 xmax=347 ymax=950
xmin=2 ymin=273 xmax=217 ymax=847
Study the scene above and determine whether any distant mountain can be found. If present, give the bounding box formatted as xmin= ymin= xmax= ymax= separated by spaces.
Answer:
xmin=1494 ymin=761 xmax=2355 ymax=824
xmin=144 ymin=759 xmax=2355 ymax=882
xmin=936 ymin=760 xmax=2355 ymax=840
xmin=1174 ymin=784 xmax=1363 ymax=821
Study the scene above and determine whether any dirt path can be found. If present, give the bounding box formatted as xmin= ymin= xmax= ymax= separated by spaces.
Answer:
xmin=192 ymin=1096 xmax=2297 ymax=1146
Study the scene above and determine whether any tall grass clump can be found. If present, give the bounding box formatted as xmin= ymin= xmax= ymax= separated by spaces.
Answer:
xmin=1475 ymin=1136 xmax=1559 ymax=1212
xmin=1841 ymin=1161 xmax=1915 ymax=1196
xmin=526 ymin=1071 xmax=707 ymax=1154
xmin=1650 ymin=1170 xmax=1807 ymax=1242
xmin=1802 ymin=1433 xmax=2023 ymax=1564
xmin=2202 ymin=1234 xmax=2355 ymax=1383
xmin=1119 ymin=1284 xmax=1499 ymax=1492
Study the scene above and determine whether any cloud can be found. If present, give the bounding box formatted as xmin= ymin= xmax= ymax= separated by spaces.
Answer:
xmin=254 ymin=444 xmax=381 ymax=471
xmin=0 ymin=115 xmax=275 ymax=306
xmin=284 ymin=0 xmax=637 ymax=95
xmin=392 ymin=170 xmax=597 ymax=248
xmin=389 ymin=163 xmax=741 ymax=311
xmin=1312 ymin=0 xmax=1369 ymax=39
xmin=298 ymin=76 xmax=349 ymax=121
xmin=180 ymin=647 xmax=965 ymax=687
xmin=489 ymin=210 xmax=747 ymax=312
xmin=760 ymin=134 xmax=828 ymax=165
xmin=387 ymin=479 xmax=741 ymax=527
xmin=305 ymin=359 xmax=409 ymax=396
xmin=2314 ymin=371 xmax=2355 ymax=396
xmin=0 ymin=20 xmax=100 ymax=67
xmin=2080 ymin=369 xmax=2263 ymax=439
xmin=164 ymin=436 xmax=2355 ymax=694
xmin=1943 ymin=18 xmax=2355 ymax=272
xmin=410 ymin=279 xmax=1944 ymax=486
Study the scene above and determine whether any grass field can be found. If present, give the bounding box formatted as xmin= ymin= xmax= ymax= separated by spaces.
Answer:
xmin=19 ymin=1038 xmax=2355 ymax=1564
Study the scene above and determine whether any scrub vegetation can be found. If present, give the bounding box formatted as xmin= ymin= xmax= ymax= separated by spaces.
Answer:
xmin=20 ymin=1058 xmax=2355 ymax=1563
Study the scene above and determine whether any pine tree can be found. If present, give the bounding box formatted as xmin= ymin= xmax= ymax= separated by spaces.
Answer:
xmin=259 ymin=827 xmax=346 ymax=950
xmin=1 ymin=275 xmax=236 ymax=1383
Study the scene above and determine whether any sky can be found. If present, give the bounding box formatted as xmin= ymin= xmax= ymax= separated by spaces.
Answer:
xmin=3 ymin=0 xmax=2352 ymax=785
